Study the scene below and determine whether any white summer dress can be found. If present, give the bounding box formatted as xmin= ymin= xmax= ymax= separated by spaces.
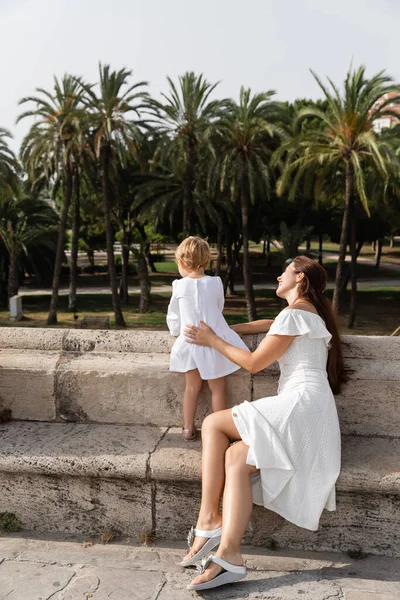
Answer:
xmin=232 ymin=308 xmax=341 ymax=531
xmin=167 ymin=276 xmax=248 ymax=380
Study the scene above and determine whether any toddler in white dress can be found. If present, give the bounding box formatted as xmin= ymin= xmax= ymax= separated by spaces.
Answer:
xmin=167 ymin=237 xmax=248 ymax=440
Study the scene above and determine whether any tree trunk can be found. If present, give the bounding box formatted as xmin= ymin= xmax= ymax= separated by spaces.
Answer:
xmin=216 ymin=222 xmax=223 ymax=277
xmin=7 ymin=255 xmax=19 ymax=298
xmin=348 ymin=199 xmax=357 ymax=329
xmin=318 ymin=232 xmax=323 ymax=265
xmin=1 ymin=253 xmax=9 ymax=308
xmin=332 ymin=161 xmax=353 ymax=314
xmin=137 ymin=253 xmax=151 ymax=313
xmin=375 ymin=239 xmax=383 ymax=270
xmin=100 ymin=144 xmax=126 ymax=327
xmin=183 ymin=136 xmax=196 ymax=238
xmin=68 ymin=169 xmax=80 ymax=313
xmin=240 ymin=164 xmax=257 ymax=321
xmin=390 ymin=236 xmax=394 ymax=248
xmin=47 ymin=165 xmax=73 ymax=325
xmin=120 ymin=231 xmax=130 ymax=305
xmin=306 ymin=235 xmax=311 ymax=251
xmin=266 ymin=237 xmax=271 ymax=267
xmin=341 ymin=240 xmax=363 ymax=292
xmin=135 ymin=220 xmax=151 ymax=312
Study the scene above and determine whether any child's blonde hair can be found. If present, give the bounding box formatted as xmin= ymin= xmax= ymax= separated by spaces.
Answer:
xmin=175 ymin=236 xmax=210 ymax=271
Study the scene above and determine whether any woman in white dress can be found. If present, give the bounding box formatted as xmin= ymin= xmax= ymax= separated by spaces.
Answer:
xmin=182 ymin=256 xmax=346 ymax=592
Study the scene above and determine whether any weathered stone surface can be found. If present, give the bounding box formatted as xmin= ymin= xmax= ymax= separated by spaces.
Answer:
xmin=250 ymin=491 xmax=400 ymax=557
xmin=51 ymin=567 xmax=164 ymax=600
xmin=150 ymin=427 xmax=202 ymax=482
xmin=63 ymin=329 xmax=254 ymax=354
xmin=0 ymin=422 xmax=165 ymax=480
xmin=340 ymin=437 xmax=400 ymax=494
xmin=0 ymin=327 xmax=65 ymax=350
xmin=55 ymin=353 xmax=251 ymax=425
xmin=0 ymin=350 xmax=57 ymax=421
xmin=155 ymin=480 xmax=202 ymax=540
xmin=0 ymin=560 xmax=76 ymax=600
xmin=0 ymin=472 xmax=152 ymax=537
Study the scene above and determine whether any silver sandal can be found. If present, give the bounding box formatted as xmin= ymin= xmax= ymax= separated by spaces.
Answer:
xmin=179 ymin=525 xmax=222 ymax=567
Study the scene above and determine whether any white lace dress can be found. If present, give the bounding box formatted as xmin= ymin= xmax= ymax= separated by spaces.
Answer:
xmin=232 ymin=309 xmax=341 ymax=531
xmin=167 ymin=276 xmax=248 ymax=380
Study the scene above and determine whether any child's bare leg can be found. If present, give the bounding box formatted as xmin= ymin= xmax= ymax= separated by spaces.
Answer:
xmin=183 ymin=369 xmax=203 ymax=430
xmin=207 ymin=376 xmax=227 ymax=412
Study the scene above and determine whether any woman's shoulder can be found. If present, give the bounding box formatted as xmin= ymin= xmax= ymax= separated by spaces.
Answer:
xmin=268 ymin=308 xmax=331 ymax=344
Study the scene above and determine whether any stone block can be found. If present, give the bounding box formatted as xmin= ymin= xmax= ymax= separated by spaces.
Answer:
xmin=150 ymin=427 xmax=202 ymax=482
xmin=0 ymin=472 xmax=152 ymax=538
xmin=155 ymin=480 xmax=202 ymax=540
xmin=55 ymin=353 xmax=251 ymax=425
xmin=0 ymin=328 xmax=65 ymax=350
xmin=0 ymin=422 xmax=165 ymax=480
xmin=0 ymin=350 xmax=57 ymax=421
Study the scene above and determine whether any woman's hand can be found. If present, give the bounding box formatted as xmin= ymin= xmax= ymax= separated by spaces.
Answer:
xmin=184 ymin=321 xmax=218 ymax=347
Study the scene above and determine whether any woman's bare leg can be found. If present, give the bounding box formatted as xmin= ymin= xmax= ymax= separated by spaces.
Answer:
xmin=182 ymin=369 xmax=203 ymax=431
xmin=207 ymin=376 xmax=227 ymax=412
xmin=190 ymin=441 xmax=257 ymax=585
xmin=182 ymin=409 xmax=241 ymax=560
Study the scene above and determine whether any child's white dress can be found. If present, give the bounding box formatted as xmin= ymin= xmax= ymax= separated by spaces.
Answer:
xmin=167 ymin=275 xmax=248 ymax=380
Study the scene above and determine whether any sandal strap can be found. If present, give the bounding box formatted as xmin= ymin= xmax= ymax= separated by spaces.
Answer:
xmin=194 ymin=526 xmax=222 ymax=538
xmin=210 ymin=555 xmax=246 ymax=574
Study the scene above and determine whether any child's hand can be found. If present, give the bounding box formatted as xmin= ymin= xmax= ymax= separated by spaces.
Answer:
xmin=184 ymin=321 xmax=217 ymax=347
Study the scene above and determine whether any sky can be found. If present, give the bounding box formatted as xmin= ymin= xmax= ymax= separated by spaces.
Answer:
xmin=1 ymin=0 xmax=400 ymax=151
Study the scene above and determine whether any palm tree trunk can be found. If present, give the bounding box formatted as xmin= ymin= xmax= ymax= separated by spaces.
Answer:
xmin=216 ymin=221 xmax=223 ymax=277
xmin=68 ymin=169 xmax=80 ymax=313
xmin=332 ymin=161 xmax=353 ymax=314
xmin=100 ymin=144 xmax=126 ymax=327
xmin=183 ymin=136 xmax=196 ymax=238
xmin=318 ymin=232 xmax=323 ymax=265
xmin=375 ymin=239 xmax=383 ymax=270
xmin=47 ymin=165 xmax=73 ymax=325
xmin=7 ymin=255 xmax=19 ymax=298
xmin=341 ymin=240 xmax=363 ymax=292
xmin=135 ymin=220 xmax=151 ymax=313
xmin=120 ymin=231 xmax=130 ymax=305
xmin=240 ymin=164 xmax=257 ymax=321
xmin=348 ymin=200 xmax=357 ymax=329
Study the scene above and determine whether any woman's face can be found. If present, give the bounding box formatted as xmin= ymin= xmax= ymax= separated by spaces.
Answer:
xmin=276 ymin=263 xmax=302 ymax=298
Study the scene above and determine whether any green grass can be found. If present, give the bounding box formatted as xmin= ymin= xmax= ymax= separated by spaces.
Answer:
xmin=2 ymin=286 xmax=399 ymax=335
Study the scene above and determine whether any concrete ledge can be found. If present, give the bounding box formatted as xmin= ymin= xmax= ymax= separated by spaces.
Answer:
xmin=0 ymin=422 xmax=398 ymax=555
xmin=1 ymin=422 xmax=398 ymax=495
xmin=0 ymin=422 xmax=165 ymax=480
xmin=0 ymin=329 xmax=399 ymax=436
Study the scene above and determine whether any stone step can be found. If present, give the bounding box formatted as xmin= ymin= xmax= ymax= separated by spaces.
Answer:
xmin=0 ymin=330 xmax=399 ymax=437
xmin=0 ymin=421 xmax=399 ymax=557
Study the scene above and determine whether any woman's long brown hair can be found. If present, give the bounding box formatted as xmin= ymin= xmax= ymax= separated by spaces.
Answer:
xmin=291 ymin=256 xmax=347 ymax=394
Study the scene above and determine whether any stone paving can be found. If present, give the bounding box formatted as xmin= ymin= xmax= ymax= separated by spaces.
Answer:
xmin=0 ymin=533 xmax=399 ymax=599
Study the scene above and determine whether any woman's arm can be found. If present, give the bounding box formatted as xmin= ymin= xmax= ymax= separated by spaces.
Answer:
xmin=184 ymin=322 xmax=294 ymax=374
xmin=230 ymin=319 xmax=274 ymax=334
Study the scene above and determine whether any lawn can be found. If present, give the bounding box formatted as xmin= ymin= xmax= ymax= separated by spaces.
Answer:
xmin=2 ymin=287 xmax=398 ymax=336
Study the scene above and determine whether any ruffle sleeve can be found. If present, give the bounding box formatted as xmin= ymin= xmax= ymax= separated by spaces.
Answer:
xmin=267 ymin=309 xmax=332 ymax=347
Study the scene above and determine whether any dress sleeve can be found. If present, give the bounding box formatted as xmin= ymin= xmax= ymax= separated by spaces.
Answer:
xmin=216 ymin=276 xmax=225 ymax=311
xmin=266 ymin=309 xmax=332 ymax=347
xmin=166 ymin=280 xmax=181 ymax=336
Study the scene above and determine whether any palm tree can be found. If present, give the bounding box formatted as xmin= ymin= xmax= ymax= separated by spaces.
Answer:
xmin=18 ymin=74 xmax=89 ymax=324
xmin=212 ymin=87 xmax=285 ymax=320
xmin=0 ymin=128 xmax=19 ymax=197
xmin=0 ymin=191 xmax=58 ymax=297
xmin=148 ymin=72 xmax=228 ymax=237
xmin=277 ymin=66 xmax=400 ymax=325
xmin=79 ymin=63 xmax=148 ymax=327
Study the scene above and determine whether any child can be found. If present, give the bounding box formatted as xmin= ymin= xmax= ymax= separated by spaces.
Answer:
xmin=166 ymin=236 xmax=248 ymax=440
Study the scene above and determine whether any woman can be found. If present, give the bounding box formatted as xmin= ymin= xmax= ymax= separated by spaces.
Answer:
xmin=182 ymin=256 xmax=346 ymax=592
